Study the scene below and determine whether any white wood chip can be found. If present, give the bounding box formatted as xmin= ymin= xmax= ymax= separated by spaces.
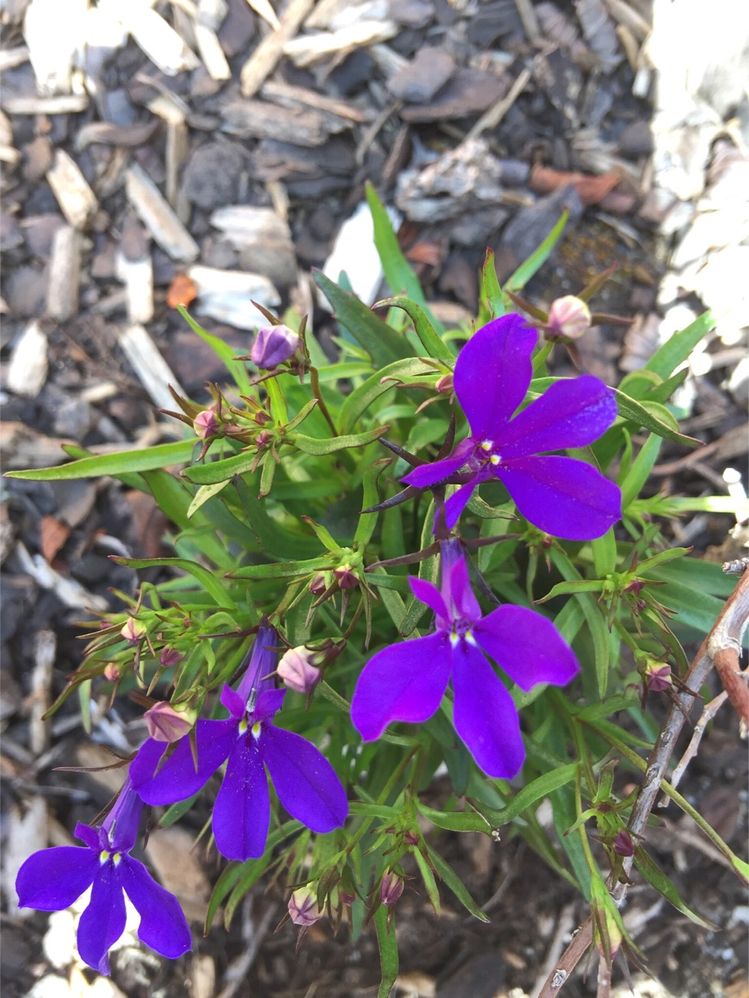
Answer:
xmin=240 ymin=0 xmax=316 ymax=97
xmin=30 ymin=630 xmax=56 ymax=754
xmin=0 ymin=46 xmax=30 ymax=71
xmin=306 ymin=0 xmax=389 ymax=31
xmin=322 ymin=200 xmax=398 ymax=307
xmin=283 ymin=20 xmax=397 ymax=68
xmin=210 ymin=204 xmax=292 ymax=245
xmin=118 ymin=323 xmax=184 ymax=410
xmin=115 ymin=250 xmax=154 ymax=324
xmin=245 ymin=0 xmax=280 ymax=29
xmin=2 ymin=94 xmax=89 ymax=114
xmin=46 ymin=149 xmax=97 ymax=229
xmin=100 ymin=0 xmax=200 ymax=76
xmin=188 ymin=264 xmax=281 ymax=329
xmin=23 ymin=0 xmax=88 ymax=95
xmin=15 ymin=542 xmax=108 ymax=612
xmin=194 ymin=20 xmax=231 ymax=79
xmin=46 ymin=225 xmax=81 ymax=321
xmin=7 ymin=320 xmax=49 ymax=398
xmin=3 ymin=799 xmax=48 ymax=918
xmin=126 ymin=163 xmax=199 ymax=261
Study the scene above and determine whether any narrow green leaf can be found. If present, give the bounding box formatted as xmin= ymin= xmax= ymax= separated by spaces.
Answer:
xmin=620 ymin=434 xmax=662 ymax=509
xmin=591 ymin=529 xmax=617 ymax=577
xmin=374 ymin=905 xmax=399 ymax=998
xmin=634 ymin=847 xmax=717 ymax=929
xmin=472 ymin=763 xmax=578 ymax=826
xmin=176 ymin=305 xmax=252 ymax=394
xmin=187 ymin=480 xmax=230 ymax=517
xmin=111 ymin=556 xmax=237 ymax=608
xmin=479 ymin=248 xmax=509 ymax=318
xmin=6 ymin=438 xmax=195 ymax=481
xmin=313 ymin=270 xmax=410 ymax=367
xmin=550 ymin=549 xmax=611 ymax=697
xmin=339 ymin=357 xmax=436 ymax=432
xmin=293 ymin=425 xmax=388 ymax=455
xmin=613 ymin=388 xmax=699 ymax=447
xmin=416 ymin=802 xmax=490 ymax=834
xmin=505 ymin=211 xmax=568 ymax=291
xmin=413 ymin=848 xmax=442 ymax=914
xmin=424 ymin=844 xmax=489 ymax=921
xmin=537 ymin=579 xmax=605 ymax=604
xmin=644 ymin=310 xmax=715 ymax=379
xmin=376 ymin=296 xmax=452 ymax=361
xmin=230 ymin=556 xmax=332 ymax=580
xmin=182 ymin=450 xmax=256 ymax=485
xmin=365 ymin=182 xmax=431 ymax=312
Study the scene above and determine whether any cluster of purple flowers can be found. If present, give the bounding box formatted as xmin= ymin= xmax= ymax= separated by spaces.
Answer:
xmin=17 ymin=312 xmax=621 ymax=974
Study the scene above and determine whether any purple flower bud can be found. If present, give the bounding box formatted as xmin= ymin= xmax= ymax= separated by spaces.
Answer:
xmin=120 ymin=618 xmax=146 ymax=645
xmin=256 ymin=429 xmax=273 ymax=449
xmin=546 ymin=295 xmax=592 ymax=339
xmin=160 ymin=647 xmax=183 ymax=668
xmin=288 ymin=886 xmax=321 ymax=926
xmin=144 ymin=702 xmax=193 ymax=743
xmin=435 ymin=373 xmax=453 ymax=394
xmin=379 ymin=871 xmax=404 ymax=906
xmin=193 ymin=409 xmax=219 ymax=439
xmin=309 ymin=573 xmax=328 ymax=595
xmin=277 ymin=646 xmax=322 ymax=694
xmin=613 ymin=828 xmax=634 ymax=857
xmin=645 ymin=661 xmax=672 ymax=693
xmin=103 ymin=663 xmax=121 ymax=682
xmin=334 ymin=565 xmax=358 ymax=590
xmin=251 ymin=324 xmax=300 ymax=370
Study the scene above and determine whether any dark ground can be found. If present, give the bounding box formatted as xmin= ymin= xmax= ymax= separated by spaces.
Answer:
xmin=1 ymin=1 xmax=748 ymax=995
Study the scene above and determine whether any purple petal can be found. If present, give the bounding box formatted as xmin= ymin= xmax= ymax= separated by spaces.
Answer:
xmin=444 ymin=555 xmax=481 ymax=623
xmin=220 ymin=685 xmax=246 ymax=718
xmin=496 ymin=455 xmax=621 ymax=540
xmin=442 ymin=480 xmax=478 ymax=530
xmin=119 ymin=856 xmax=191 ymax=959
xmin=212 ymin=736 xmax=270 ymax=861
xmin=74 ymin=823 xmax=101 ymax=851
xmin=498 ymin=376 xmax=617 ymax=458
xmin=475 ymin=605 xmax=579 ymax=691
xmin=451 ymin=640 xmax=525 ymax=779
xmin=77 ymin=864 xmax=126 ymax=975
xmin=261 ymin=726 xmax=348 ymax=832
xmin=402 ymin=439 xmax=473 ymax=489
xmin=453 ymin=315 xmax=537 ymax=440
xmin=130 ymin=719 xmax=237 ymax=806
xmin=251 ymin=688 xmax=286 ymax=722
xmin=103 ymin=779 xmax=143 ymax=852
xmin=237 ymin=622 xmax=280 ymax=700
xmin=351 ymin=633 xmax=452 ymax=741
xmin=408 ymin=577 xmax=448 ymax=622
xmin=16 ymin=846 xmax=98 ymax=912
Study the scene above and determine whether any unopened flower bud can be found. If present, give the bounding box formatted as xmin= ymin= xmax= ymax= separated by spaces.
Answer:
xmin=120 ymin=618 xmax=146 ymax=645
xmin=379 ymin=871 xmax=404 ymax=907
xmin=334 ymin=565 xmax=358 ymax=590
xmin=435 ymin=373 xmax=453 ymax=394
xmin=547 ymin=295 xmax=591 ymax=340
xmin=159 ymin=646 xmax=183 ymax=668
xmin=278 ymin=646 xmax=322 ymax=694
xmin=613 ymin=828 xmax=634 ymax=857
xmin=103 ymin=663 xmax=121 ymax=682
xmin=256 ymin=429 xmax=273 ymax=449
xmin=644 ymin=660 xmax=672 ymax=693
xmin=251 ymin=324 xmax=300 ymax=370
xmin=193 ymin=409 xmax=219 ymax=439
xmin=288 ymin=886 xmax=321 ymax=927
xmin=309 ymin=573 xmax=328 ymax=596
xmin=144 ymin=701 xmax=193 ymax=743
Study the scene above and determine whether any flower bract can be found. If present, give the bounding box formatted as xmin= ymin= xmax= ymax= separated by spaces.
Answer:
xmin=350 ymin=542 xmax=579 ymax=778
xmin=15 ymin=779 xmax=191 ymax=975
xmin=402 ymin=313 xmax=621 ymax=539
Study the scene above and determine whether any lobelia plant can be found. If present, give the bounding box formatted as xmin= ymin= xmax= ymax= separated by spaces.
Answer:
xmin=8 ymin=194 xmax=747 ymax=992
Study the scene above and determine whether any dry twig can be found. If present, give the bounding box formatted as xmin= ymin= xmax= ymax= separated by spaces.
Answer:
xmin=538 ymin=565 xmax=749 ymax=996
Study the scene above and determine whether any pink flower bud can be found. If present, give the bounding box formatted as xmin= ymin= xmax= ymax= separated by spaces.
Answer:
xmin=256 ymin=429 xmax=273 ymax=449
xmin=103 ymin=663 xmax=121 ymax=682
xmin=645 ymin=661 xmax=672 ymax=693
xmin=379 ymin=871 xmax=404 ymax=907
xmin=309 ymin=573 xmax=328 ymax=596
xmin=613 ymin=829 xmax=634 ymax=857
xmin=278 ymin=646 xmax=322 ymax=694
xmin=435 ymin=373 xmax=453 ymax=394
xmin=159 ymin=647 xmax=183 ymax=668
xmin=193 ymin=409 xmax=219 ymax=439
xmin=288 ymin=887 xmax=321 ymax=927
xmin=547 ymin=295 xmax=592 ymax=340
xmin=251 ymin=324 xmax=300 ymax=370
xmin=144 ymin=701 xmax=193 ymax=743
xmin=334 ymin=565 xmax=358 ymax=590
xmin=120 ymin=618 xmax=146 ymax=645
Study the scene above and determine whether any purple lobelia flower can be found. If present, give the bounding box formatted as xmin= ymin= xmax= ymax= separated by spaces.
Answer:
xmin=350 ymin=541 xmax=579 ymax=779
xmin=402 ymin=313 xmax=621 ymax=540
xmin=16 ymin=777 xmax=190 ymax=975
xmin=130 ymin=624 xmax=348 ymax=862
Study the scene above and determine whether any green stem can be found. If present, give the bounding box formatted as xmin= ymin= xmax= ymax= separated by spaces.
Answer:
xmin=310 ymin=366 xmax=338 ymax=435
